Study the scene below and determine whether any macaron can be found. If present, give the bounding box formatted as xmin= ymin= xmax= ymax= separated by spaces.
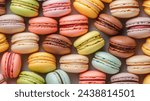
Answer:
xmin=143 ymin=0 xmax=150 ymax=16
xmin=0 ymin=0 xmax=6 ymax=15
xmin=79 ymin=70 xmax=106 ymax=84
xmin=0 ymin=33 xmax=9 ymax=53
xmin=42 ymin=34 xmax=72 ymax=55
xmin=126 ymin=17 xmax=150 ymax=39
xmin=59 ymin=54 xmax=89 ymax=73
xmin=109 ymin=36 xmax=137 ymax=58
xmin=126 ymin=55 xmax=150 ymax=74
xmin=142 ymin=38 xmax=150 ymax=56
xmin=101 ymin=0 xmax=112 ymax=3
xmin=74 ymin=31 xmax=105 ymax=55
xmin=109 ymin=0 xmax=140 ymax=18
xmin=1 ymin=52 xmax=22 ymax=79
xmin=94 ymin=14 xmax=123 ymax=36
xmin=10 ymin=0 xmax=39 ymax=17
xmin=17 ymin=71 xmax=45 ymax=84
xmin=46 ymin=69 xmax=70 ymax=84
xmin=92 ymin=51 xmax=121 ymax=74
xmin=0 ymin=74 xmax=7 ymax=84
xmin=28 ymin=52 xmax=56 ymax=73
xmin=28 ymin=17 xmax=58 ymax=35
xmin=111 ymin=73 xmax=139 ymax=84
xmin=42 ymin=0 xmax=71 ymax=17
xmin=143 ymin=74 xmax=150 ymax=84
xmin=73 ymin=0 xmax=104 ymax=19
xmin=0 ymin=14 xmax=25 ymax=34
xmin=11 ymin=32 xmax=39 ymax=54
xmin=59 ymin=14 xmax=88 ymax=37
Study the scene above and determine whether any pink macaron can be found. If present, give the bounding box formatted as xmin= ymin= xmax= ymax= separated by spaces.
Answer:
xmin=28 ymin=17 xmax=58 ymax=35
xmin=0 ymin=74 xmax=7 ymax=84
xmin=1 ymin=52 xmax=22 ymax=79
xmin=59 ymin=14 xmax=88 ymax=37
xmin=42 ymin=0 xmax=71 ymax=17
xmin=79 ymin=70 xmax=106 ymax=84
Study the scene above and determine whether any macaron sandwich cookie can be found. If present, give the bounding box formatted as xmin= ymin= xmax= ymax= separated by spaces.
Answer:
xmin=111 ymin=73 xmax=139 ymax=84
xmin=92 ymin=51 xmax=121 ymax=74
xmin=143 ymin=0 xmax=150 ymax=16
xmin=46 ymin=69 xmax=70 ymax=84
xmin=11 ymin=32 xmax=39 ymax=54
xmin=28 ymin=17 xmax=58 ymax=35
xmin=126 ymin=55 xmax=150 ymax=74
xmin=74 ymin=31 xmax=105 ymax=55
xmin=73 ymin=0 xmax=104 ymax=19
xmin=42 ymin=0 xmax=71 ymax=17
xmin=79 ymin=70 xmax=106 ymax=84
xmin=28 ymin=52 xmax=56 ymax=73
xmin=109 ymin=0 xmax=140 ymax=18
xmin=42 ymin=34 xmax=72 ymax=55
xmin=142 ymin=38 xmax=150 ymax=56
xmin=0 ymin=0 xmax=6 ymax=15
xmin=94 ymin=14 xmax=123 ymax=36
xmin=109 ymin=36 xmax=137 ymax=58
xmin=0 ymin=33 xmax=9 ymax=53
xmin=60 ymin=54 xmax=89 ymax=73
xmin=1 ymin=52 xmax=22 ymax=79
xmin=126 ymin=17 xmax=150 ymax=39
xmin=0 ymin=14 xmax=25 ymax=34
xmin=17 ymin=71 xmax=45 ymax=84
xmin=59 ymin=14 xmax=88 ymax=37
xmin=10 ymin=0 xmax=39 ymax=17
xmin=0 ymin=74 xmax=7 ymax=84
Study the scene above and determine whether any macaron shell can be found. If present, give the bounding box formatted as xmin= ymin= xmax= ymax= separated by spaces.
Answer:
xmin=143 ymin=0 xmax=150 ymax=16
xmin=143 ymin=74 xmax=150 ymax=84
xmin=142 ymin=39 xmax=150 ymax=56
xmin=0 ymin=41 xmax=9 ymax=53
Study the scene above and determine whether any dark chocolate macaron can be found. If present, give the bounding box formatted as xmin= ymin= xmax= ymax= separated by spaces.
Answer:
xmin=42 ymin=34 xmax=72 ymax=55
xmin=109 ymin=36 xmax=137 ymax=58
xmin=94 ymin=14 xmax=122 ymax=35
xmin=0 ymin=0 xmax=5 ymax=15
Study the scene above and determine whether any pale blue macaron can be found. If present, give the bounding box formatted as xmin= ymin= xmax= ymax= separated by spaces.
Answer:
xmin=92 ymin=51 xmax=121 ymax=74
xmin=46 ymin=69 xmax=71 ymax=84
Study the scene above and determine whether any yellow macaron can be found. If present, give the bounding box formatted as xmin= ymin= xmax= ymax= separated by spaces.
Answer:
xmin=28 ymin=52 xmax=56 ymax=73
xmin=74 ymin=31 xmax=105 ymax=55
xmin=0 ymin=34 xmax=9 ymax=52
xmin=143 ymin=0 xmax=150 ymax=16
xmin=142 ymin=38 xmax=150 ymax=56
xmin=143 ymin=74 xmax=150 ymax=84
xmin=101 ymin=0 xmax=112 ymax=3
xmin=73 ymin=0 xmax=104 ymax=18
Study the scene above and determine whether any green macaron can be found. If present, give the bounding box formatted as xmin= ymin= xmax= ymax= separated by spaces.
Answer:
xmin=92 ymin=51 xmax=121 ymax=74
xmin=10 ymin=0 xmax=39 ymax=17
xmin=46 ymin=69 xmax=71 ymax=84
xmin=17 ymin=71 xmax=45 ymax=84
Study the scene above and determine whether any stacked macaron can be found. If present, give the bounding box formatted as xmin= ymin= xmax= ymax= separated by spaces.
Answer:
xmin=1 ymin=0 xmax=150 ymax=84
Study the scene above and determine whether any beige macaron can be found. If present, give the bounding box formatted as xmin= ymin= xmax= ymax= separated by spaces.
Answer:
xmin=126 ymin=55 xmax=150 ymax=74
xmin=11 ymin=32 xmax=39 ymax=54
xmin=59 ymin=54 xmax=89 ymax=73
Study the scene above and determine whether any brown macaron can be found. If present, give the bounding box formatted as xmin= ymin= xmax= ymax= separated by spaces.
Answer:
xmin=42 ymin=34 xmax=72 ymax=55
xmin=94 ymin=14 xmax=122 ymax=35
xmin=109 ymin=36 xmax=137 ymax=58
xmin=0 ymin=0 xmax=5 ymax=15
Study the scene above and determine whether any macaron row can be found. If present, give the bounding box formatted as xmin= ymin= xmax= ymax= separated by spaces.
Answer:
xmin=1 ymin=0 xmax=150 ymax=19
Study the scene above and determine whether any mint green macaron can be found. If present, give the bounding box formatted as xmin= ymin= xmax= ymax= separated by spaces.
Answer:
xmin=46 ymin=69 xmax=71 ymax=84
xmin=10 ymin=0 xmax=39 ymax=17
xmin=92 ymin=51 xmax=121 ymax=74
xmin=17 ymin=71 xmax=45 ymax=84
